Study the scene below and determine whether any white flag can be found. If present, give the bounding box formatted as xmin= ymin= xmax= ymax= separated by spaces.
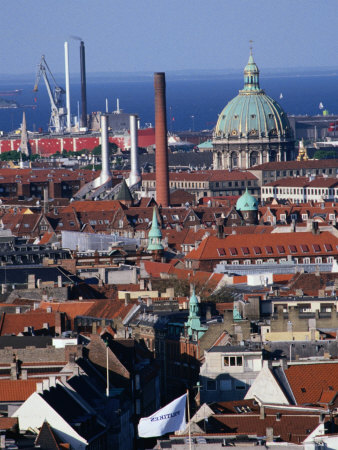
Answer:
xmin=138 ymin=393 xmax=187 ymax=438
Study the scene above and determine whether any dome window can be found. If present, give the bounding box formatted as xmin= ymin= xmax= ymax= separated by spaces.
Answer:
xmin=231 ymin=130 xmax=238 ymax=136
xmin=268 ymin=114 xmax=274 ymax=119
xmin=222 ymin=115 xmax=226 ymax=119
xmin=251 ymin=114 xmax=256 ymax=119
xmin=234 ymin=115 xmax=238 ymax=119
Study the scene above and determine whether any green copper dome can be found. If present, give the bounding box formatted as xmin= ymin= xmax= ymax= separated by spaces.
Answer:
xmin=236 ymin=188 xmax=258 ymax=211
xmin=215 ymin=52 xmax=291 ymax=139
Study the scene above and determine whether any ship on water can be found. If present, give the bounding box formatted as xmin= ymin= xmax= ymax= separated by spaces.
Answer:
xmin=0 ymin=98 xmax=19 ymax=109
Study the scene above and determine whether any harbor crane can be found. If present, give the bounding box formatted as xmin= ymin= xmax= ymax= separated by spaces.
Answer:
xmin=34 ymin=55 xmax=66 ymax=134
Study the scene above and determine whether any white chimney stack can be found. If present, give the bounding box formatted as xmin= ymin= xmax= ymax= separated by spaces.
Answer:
xmin=128 ymin=114 xmax=141 ymax=187
xmin=64 ymin=41 xmax=71 ymax=131
xmin=100 ymin=114 xmax=111 ymax=184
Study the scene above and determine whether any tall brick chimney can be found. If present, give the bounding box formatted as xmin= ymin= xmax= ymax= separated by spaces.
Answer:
xmin=154 ymin=72 xmax=169 ymax=207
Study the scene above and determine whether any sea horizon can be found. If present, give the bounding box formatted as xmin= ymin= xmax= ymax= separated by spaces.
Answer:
xmin=0 ymin=68 xmax=337 ymax=133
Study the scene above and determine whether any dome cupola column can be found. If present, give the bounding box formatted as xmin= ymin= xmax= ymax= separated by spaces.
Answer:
xmin=243 ymin=50 xmax=261 ymax=92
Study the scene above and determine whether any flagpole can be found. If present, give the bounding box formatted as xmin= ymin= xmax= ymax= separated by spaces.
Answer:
xmin=186 ymin=389 xmax=192 ymax=450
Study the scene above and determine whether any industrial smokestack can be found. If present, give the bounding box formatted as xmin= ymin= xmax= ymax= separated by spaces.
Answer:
xmin=64 ymin=41 xmax=71 ymax=131
xmin=128 ymin=114 xmax=141 ymax=187
xmin=80 ymin=41 xmax=87 ymax=129
xmin=100 ymin=114 xmax=111 ymax=184
xmin=43 ymin=185 xmax=49 ymax=214
xmin=154 ymin=72 xmax=170 ymax=207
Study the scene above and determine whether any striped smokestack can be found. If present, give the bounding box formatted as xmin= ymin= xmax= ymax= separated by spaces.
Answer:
xmin=80 ymin=41 xmax=87 ymax=128
xmin=154 ymin=72 xmax=169 ymax=207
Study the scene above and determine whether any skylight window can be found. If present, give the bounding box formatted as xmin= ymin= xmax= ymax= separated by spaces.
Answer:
xmin=324 ymin=243 xmax=333 ymax=252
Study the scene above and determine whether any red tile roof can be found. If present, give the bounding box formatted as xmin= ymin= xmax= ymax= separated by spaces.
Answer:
xmin=0 ymin=311 xmax=61 ymax=336
xmin=285 ymin=362 xmax=338 ymax=404
xmin=186 ymin=231 xmax=338 ymax=261
xmin=0 ymin=379 xmax=43 ymax=401
xmin=211 ymin=413 xmax=321 ymax=444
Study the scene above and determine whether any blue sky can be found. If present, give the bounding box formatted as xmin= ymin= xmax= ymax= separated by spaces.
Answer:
xmin=2 ymin=0 xmax=338 ymax=75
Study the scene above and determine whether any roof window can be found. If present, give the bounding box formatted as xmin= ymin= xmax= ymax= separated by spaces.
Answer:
xmin=241 ymin=247 xmax=250 ymax=255
xmin=289 ymin=245 xmax=297 ymax=253
xmin=217 ymin=248 xmax=226 ymax=257
xmin=300 ymin=244 xmax=309 ymax=253
xmin=253 ymin=246 xmax=261 ymax=255
xmin=277 ymin=245 xmax=285 ymax=254
xmin=265 ymin=246 xmax=273 ymax=254
xmin=229 ymin=247 xmax=238 ymax=256
xmin=313 ymin=244 xmax=321 ymax=252
xmin=324 ymin=243 xmax=333 ymax=252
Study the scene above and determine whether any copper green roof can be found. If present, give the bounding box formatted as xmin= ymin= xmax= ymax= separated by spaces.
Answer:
xmin=215 ymin=52 xmax=291 ymax=139
xmin=236 ymin=188 xmax=258 ymax=211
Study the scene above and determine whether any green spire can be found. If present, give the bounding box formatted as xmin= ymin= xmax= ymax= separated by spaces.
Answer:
xmin=184 ymin=288 xmax=207 ymax=340
xmin=147 ymin=207 xmax=163 ymax=252
xmin=243 ymin=50 xmax=260 ymax=92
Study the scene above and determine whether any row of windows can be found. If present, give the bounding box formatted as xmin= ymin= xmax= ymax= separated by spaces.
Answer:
xmin=263 ymin=187 xmax=337 ymax=196
xmin=214 ymin=180 xmax=256 ymax=188
xmin=206 ymin=378 xmax=250 ymax=391
xmin=217 ymin=243 xmax=334 ymax=257
xmin=264 ymin=168 xmax=338 ymax=178
xmin=220 ymin=256 xmax=334 ymax=265
xmin=143 ymin=181 xmax=207 ymax=189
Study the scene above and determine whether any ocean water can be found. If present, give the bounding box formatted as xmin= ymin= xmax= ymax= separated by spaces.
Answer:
xmin=0 ymin=73 xmax=337 ymax=133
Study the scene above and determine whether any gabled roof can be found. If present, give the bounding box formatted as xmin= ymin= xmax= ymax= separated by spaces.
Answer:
xmin=35 ymin=420 xmax=68 ymax=450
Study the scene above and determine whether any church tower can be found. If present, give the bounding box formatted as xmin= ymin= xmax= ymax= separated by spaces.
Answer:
xmin=19 ymin=112 xmax=31 ymax=157
xmin=147 ymin=207 xmax=163 ymax=254
xmin=184 ymin=289 xmax=207 ymax=340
